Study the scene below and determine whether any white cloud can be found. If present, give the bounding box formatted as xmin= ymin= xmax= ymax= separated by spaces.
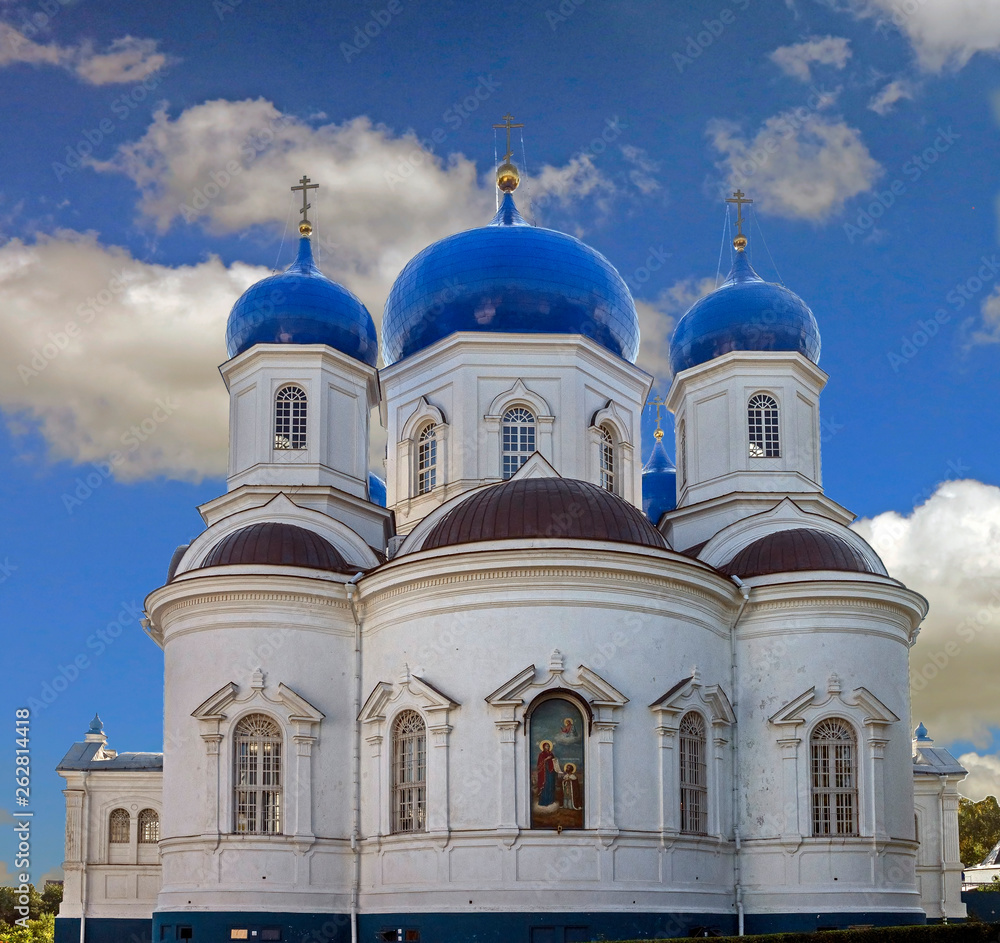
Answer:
xmin=868 ymin=78 xmax=916 ymax=115
xmin=969 ymin=284 xmax=1000 ymax=345
xmin=852 ymin=479 xmax=1000 ymax=748
xmin=843 ymin=0 xmax=1000 ymax=72
xmin=708 ymin=109 xmax=881 ymax=220
xmin=770 ymin=35 xmax=852 ymax=81
xmin=0 ymin=23 xmax=170 ymax=84
xmin=74 ymin=35 xmax=168 ymax=85
xmin=958 ymin=751 xmax=1000 ymax=802
xmin=0 ymin=231 xmax=248 ymax=481
xmin=621 ymin=144 xmax=661 ymax=195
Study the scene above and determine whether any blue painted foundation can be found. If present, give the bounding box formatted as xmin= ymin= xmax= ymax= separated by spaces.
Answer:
xmin=963 ymin=889 xmax=1000 ymax=923
xmin=66 ymin=908 xmax=931 ymax=943
xmin=56 ymin=917 xmax=154 ymax=943
xmin=744 ymin=910 xmax=925 ymax=934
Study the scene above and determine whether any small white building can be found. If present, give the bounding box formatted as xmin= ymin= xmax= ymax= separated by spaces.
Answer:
xmin=57 ymin=168 xmax=968 ymax=942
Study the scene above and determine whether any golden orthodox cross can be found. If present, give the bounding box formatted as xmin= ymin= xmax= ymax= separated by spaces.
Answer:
xmin=650 ymin=394 xmax=666 ymax=439
xmin=493 ymin=113 xmax=524 ymax=162
xmin=725 ymin=188 xmax=753 ymax=238
xmin=291 ymin=175 xmax=319 ymax=226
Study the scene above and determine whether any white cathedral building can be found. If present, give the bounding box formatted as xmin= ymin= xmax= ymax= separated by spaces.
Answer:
xmin=56 ymin=159 xmax=967 ymax=942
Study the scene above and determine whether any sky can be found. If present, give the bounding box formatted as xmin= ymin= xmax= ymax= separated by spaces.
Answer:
xmin=2 ymin=0 xmax=1000 ymax=884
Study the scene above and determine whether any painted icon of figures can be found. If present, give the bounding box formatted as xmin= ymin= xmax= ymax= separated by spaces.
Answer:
xmin=529 ymin=697 xmax=584 ymax=829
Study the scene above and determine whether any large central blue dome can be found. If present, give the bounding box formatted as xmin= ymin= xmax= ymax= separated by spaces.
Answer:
xmin=669 ymin=250 xmax=820 ymax=376
xmin=381 ymin=193 xmax=640 ymax=366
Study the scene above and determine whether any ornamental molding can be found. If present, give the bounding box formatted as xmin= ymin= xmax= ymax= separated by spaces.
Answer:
xmin=400 ymin=396 xmax=448 ymax=441
xmin=486 ymin=653 xmax=628 ymax=726
xmin=649 ymin=669 xmax=735 ymax=731
xmin=485 ymin=378 xmax=554 ymax=421
xmin=359 ymin=665 xmax=460 ymax=728
xmin=748 ymin=596 xmax=910 ymax=617
xmin=155 ymin=588 xmax=351 ymax=620
xmin=191 ymin=671 xmax=324 ymax=744
xmin=589 ymin=399 xmax=633 ymax=446
xmin=768 ymin=676 xmax=899 ymax=732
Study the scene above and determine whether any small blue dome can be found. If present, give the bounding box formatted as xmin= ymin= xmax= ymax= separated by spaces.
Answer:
xmin=381 ymin=192 xmax=640 ymax=366
xmin=669 ymin=250 xmax=820 ymax=376
xmin=226 ymin=236 xmax=377 ymax=366
xmin=368 ymin=473 xmax=387 ymax=507
xmin=642 ymin=434 xmax=677 ymax=524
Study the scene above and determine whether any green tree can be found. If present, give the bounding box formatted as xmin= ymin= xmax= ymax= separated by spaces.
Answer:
xmin=37 ymin=887 xmax=60 ymax=918
xmin=959 ymin=795 xmax=1000 ymax=868
xmin=0 ymin=886 xmax=42 ymax=925
xmin=0 ymin=911 xmax=55 ymax=943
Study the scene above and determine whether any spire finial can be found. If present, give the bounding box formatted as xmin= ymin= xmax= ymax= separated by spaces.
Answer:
xmin=650 ymin=394 xmax=666 ymax=441
xmin=725 ymin=188 xmax=753 ymax=251
xmin=291 ymin=175 xmax=319 ymax=236
xmin=493 ymin=113 xmax=524 ymax=193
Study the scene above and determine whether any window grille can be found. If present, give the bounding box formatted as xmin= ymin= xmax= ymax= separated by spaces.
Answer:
xmin=138 ymin=808 xmax=160 ymax=843
xmin=416 ymin=424 xmax=437 ymax=495
xmin=599 ymin=426 xmax=615 ymax=493
xmin=677 ymin=419 xmax=686 ymax=483
xmin=810 ymin=718 xmax=858 ymax=836
xmin=679 ymin=712 xmax=707 ymax=834
xmin=274 ymin=386 xmax=307 ymax=450
xmin=747 ymin=393 xmax=780 ymax=458
xmin=501 ymin=407 xmax=536 ymax=479
xmin=234 ymin=714 xmax=282 ymax=835
xmin=392 ymin=710 xmax=426 ymax=833
xmin=109 ymin=808 xmax=130 ymax=844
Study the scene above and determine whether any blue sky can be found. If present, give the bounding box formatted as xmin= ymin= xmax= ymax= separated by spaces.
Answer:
xmin=2 ymin=0 xmax=1000 ymax=882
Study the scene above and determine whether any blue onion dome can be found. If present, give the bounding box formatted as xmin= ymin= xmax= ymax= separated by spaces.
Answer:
xmin=668 ymin=246 xmax=820 ymax=376
xmin=368 ymin=472 xmax=387 ymax=507
xmin=226 ymin=235 xmax=377 ymax=366
xmin=642 ymin=431 xmax=677 ymax=524
xmin=381 ymin=185 xmax=640 ymax=366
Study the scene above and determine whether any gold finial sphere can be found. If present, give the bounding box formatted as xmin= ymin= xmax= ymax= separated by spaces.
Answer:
xmin=654 ymin=427 xmax=664 ymax=441
xmin=733 ymin=233 xmax=747 ymax=252
xmin=299 ymin=221 xmax=313 ymax=237
xmin=497 ymin=160 xmax=520 ymax=193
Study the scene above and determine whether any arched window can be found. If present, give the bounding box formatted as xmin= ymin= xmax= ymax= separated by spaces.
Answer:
xmin=274 ymin=386 xmax=307 ymax=450
xmin=416 ymin=423 xmax=437 ymax=495
xmin=810 ymin=718 xmax=857 ymax=836
xmin=528 ymin=697 xmax=585 ymax=830
xmin=679 ymin=712 xmax=707 ymax=834
xmin=234 ymin=714 xmax=282 ymax=835
xmin=747 ymin=393 xmax=780 ymax=458
xmin=109 ymin=808 xmax=130 ymax=844
xmin=138 ymin=808 xmax=160 ymax=843
xmin=501 ymin=407 xmax=536 ymax=479
xmin=599 ymin=425 xmax=615 ymax=493
xmin=677 ymin=419 xmax=686 ymax=483
xmin=392 ymin=710 xmax=426 ymax=833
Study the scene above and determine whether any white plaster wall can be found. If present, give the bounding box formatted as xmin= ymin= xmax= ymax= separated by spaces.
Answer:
xmin=147 ymin=571 xmax=358 ymax=914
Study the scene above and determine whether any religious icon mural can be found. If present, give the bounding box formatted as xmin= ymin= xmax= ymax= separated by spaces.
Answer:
xmin=529 ymin=697 xmax=585 ymax=829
